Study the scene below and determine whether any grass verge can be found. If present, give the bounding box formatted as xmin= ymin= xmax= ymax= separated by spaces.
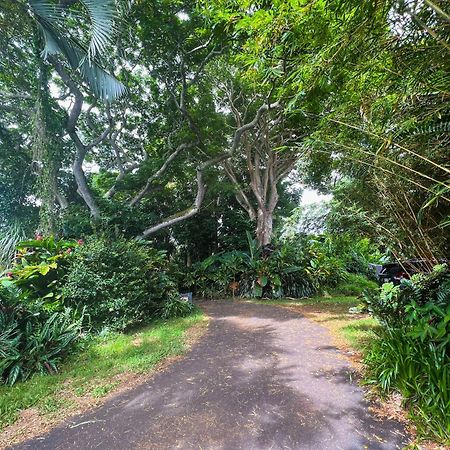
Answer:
xmin=0 ymin=311 xmax=207 ymax=447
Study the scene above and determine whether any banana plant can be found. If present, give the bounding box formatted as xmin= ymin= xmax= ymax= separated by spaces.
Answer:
xmin=25 ymin=0 xmax=126 ymax=101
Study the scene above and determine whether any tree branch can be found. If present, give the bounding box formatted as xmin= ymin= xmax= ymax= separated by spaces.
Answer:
xmin=223 ymin=161 xmax=256 ymax=220
xmin=104 ymin=125 xmax=143 ymax=199
xmin=50 ymin=56 xmax=111 ymax=218
xmin=139 ymin=168 xmax=206 ymax=238
xmin=137 ymin=98 xmax=279 ymax=238
xmin=129 ymin=139 xmax=198 ymax=207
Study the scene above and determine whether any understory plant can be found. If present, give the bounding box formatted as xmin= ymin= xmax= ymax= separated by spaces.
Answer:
xmin=364 ymin=265 xmax=450 ymax=442
xmin=3 ymin=235 xmax=80 ymax=310
xmin=62 ymin=236 xmax=178 ymax=331
xmin=0 ymin=285 xmax=82 ymax=385
xmin=184 ymin=232 xmax=355 ymax=299
xmin=160 ymin=297 xmax=197 ymax=319
xmin=331 ymin=273 xmax=379 ymax=296
xmin=0 ymin=237 xmax=85 ymax=385
xmin=0 ymin=235 xmax=181 ymax=385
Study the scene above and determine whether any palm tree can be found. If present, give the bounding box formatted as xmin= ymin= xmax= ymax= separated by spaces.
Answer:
xmin=27 ymin=0 xmax=126 ymax=101
xmin=17 ymin=0 xmax=127 ymax=227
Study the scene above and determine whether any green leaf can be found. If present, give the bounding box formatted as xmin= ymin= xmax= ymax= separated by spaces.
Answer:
xmin=272 ymin=275 xmax=281 ymax=287
xmin=79 ymin=0 xmax=117 ymax=62
xmin=7 ymin=364 xmax=22 ymax=386
xmin=29 ymin=0 xmax=126 ymax=101
xmin=253 ymin=284 xmax=263 ymax=297
xmin=38 ymin=265 xmax=51 ymax=275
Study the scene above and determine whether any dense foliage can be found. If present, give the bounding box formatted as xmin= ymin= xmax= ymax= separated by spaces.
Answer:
xmin=1 ymin=0 xmax=449 ymax=442
xmin=184 ymin=233 xmax=381 ymax=299
xmin=364 ymin=266 xmax=450 ymax=441
xmin=0 ymin=235 xmax=181 ymax=384
xmin=0 ymin=237 xmax=83 ymax=384
xmin=63 ymin=236 xmax=177 ymax=331
xmin=0 ymin=285 xmax=82 ymax=385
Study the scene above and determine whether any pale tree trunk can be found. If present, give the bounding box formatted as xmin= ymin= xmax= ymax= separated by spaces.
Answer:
xmin=219 ymin=87 xmax=303 ymax=247
xmin=138 ymin=102 xmax=278 ymax=238
xmin=256 ymin=208 xmax=274 ymax=246
xmin=50 ymin=56 xmax=111 ymax=220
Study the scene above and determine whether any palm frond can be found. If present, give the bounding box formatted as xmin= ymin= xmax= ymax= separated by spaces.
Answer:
xmin=28 ymin=0 xmax=126 ymax=101
xmin=80 ymin=0 xmax=117 ymax=62
xmin=27 ymin=0 xmax=67 ymax=27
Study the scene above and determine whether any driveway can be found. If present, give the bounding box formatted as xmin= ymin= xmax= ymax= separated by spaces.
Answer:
xmin=13 ymin=301 xmax=408 ymax=450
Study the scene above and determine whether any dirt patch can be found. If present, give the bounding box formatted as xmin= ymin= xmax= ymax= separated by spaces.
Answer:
xmin=0 ymin=318 xmax=208 ymax=449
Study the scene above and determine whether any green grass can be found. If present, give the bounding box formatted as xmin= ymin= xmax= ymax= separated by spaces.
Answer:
xmin=339 ymin=318 xmax=380 ymax=351
xmin=330 ymin=273 xmax=378 ymax=296
xmin=0 ymin=312 xmax=205 ymax=431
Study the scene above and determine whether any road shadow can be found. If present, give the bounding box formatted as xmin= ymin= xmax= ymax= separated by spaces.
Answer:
xmin=12 ymin=301 xmax=408 ymax=450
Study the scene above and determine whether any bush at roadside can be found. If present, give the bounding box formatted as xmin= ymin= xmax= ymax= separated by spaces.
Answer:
xmin=62 ymin=236 xmax=178 ymax=331
xmin=183 ymin=233 xmax=376 ymax=299
xmin=0 ymin=285 xmax=82 ymax=385
xmin=0 ymin=235 xmax=181 ymax=385
xmin=331 ymin=273 xmax=379 ymax=296
xmin=159 ymin=298 xmax=197 ymax=319
xmin=364 ymin=265 xmax=450 ymax=442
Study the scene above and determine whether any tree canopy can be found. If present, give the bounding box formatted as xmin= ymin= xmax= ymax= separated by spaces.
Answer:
xmin=0 ymin=0 xmax=448 ymax=258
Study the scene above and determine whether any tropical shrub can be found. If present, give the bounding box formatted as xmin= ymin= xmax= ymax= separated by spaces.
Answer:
xmin=184 ymin=250 xmax=248 ymax=298
xmin=331 ymin=273 xmax=379 ymax=296
xmin=0 ymin=234 xmax=179 ymax=385
xmin=184 ymin=233 xmax=345 ymax=299
xmin=364 ymin=265 xmax=450 ymax=442
xmin=62 ymin=236 xmax=178 ymax=331
xmin=0 ymin=285 xmax=82 ymax=385
xmin=0 ymin=237 xmax=85 ymax=385
xmin=364 ymin=264 xmax=449 ymax=327
xmin=304 ymin=233 xmax=384 ymax=278
xmin=2 ymin=235 xmax=80 ymax=310
xmin=304 ymin=241 xmax=345 ymax=289
xmin=160 ymin=297 xmax=197 ymax=319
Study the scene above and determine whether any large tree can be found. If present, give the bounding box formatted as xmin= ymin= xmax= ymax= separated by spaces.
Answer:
xmin=0 ymin=0 xmax=126 ymax=232
xmin=212 ymin=73 xmax=303 ymax=245
xmin=204 ymin=0 xmax=450 ymax=257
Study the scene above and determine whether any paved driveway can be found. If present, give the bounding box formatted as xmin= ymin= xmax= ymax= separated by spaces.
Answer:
xmin=13 ymin=301 xmax=408 ymax=450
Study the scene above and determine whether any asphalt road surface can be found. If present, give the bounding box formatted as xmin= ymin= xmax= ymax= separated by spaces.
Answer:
xmin=13 ymin=301 xmax=408 ymax=450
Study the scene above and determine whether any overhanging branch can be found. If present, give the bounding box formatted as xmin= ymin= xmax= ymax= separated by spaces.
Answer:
xmin=137 ymin=100 xmax=279 ymax=238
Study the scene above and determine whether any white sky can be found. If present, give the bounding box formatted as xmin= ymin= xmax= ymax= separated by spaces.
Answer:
xmin=301 ymin=188 xmax=332 ymax=206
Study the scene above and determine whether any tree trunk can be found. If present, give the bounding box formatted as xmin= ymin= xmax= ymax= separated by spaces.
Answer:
xmin=33 ymin=31 xmax=60 ymax=235
xmin=49 ymin=56 xmax=106 ymax=221
xmin=72 ymin=146 xmax=101 ymax=220
xmin=256 ymin=208 xmax=273 ymax=247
